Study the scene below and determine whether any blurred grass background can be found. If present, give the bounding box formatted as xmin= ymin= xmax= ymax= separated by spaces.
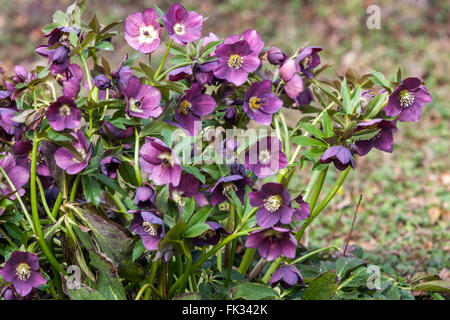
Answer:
xmin=0 ymin=0 xmax=448 ymax=279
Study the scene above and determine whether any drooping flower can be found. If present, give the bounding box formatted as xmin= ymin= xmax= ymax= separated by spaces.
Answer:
xmin=244 ymin=137 xmax=288 ymax=178
xmin=292 ymin=195 xmax=310 ymax=221
xmin=163 ymin=4 xmax=204 ymax=45
xmin=245 ymin=227 xmax=297 ymax=261
xmin=0 ymin=153 xmax=29 ymax=200
xmin=36 ymin=44 xmax=71 ymax=75
xmin=175 ymin=83 xmax=216 ymax=135
xmin=45 ymin=96 xmax=81 ymax=131
xmin=267 ymin=47 xmax=287 ymax=65
xmin=125 ymin=76 xmax=162 ymax=119
xmin=384 ymin=77 xmax=432 ymax=122
xmin=111 ymin=55 xmax=133 ymax=93
xmin=101 ymin=121 xmax=134 ymax=141
xmin=243 ymin=80 xmax=282 ymax=125
xmin=169 ymin=173 xmax=208 ymax=207
xmin=279 ymin=59 xmax=304 ymax=99
xmin=209 ymin=174 xmax=252 ymax=206
xmin=54 ymin=130 xmax=92 ymax=174
xmin=100 ymin=156 xmax=121 ymax=178
xmin=320 ymin=145 xmax=355 ymax=171
xmin=354 ymin=119 xmax=398 ymax=156
xmin=269 ymin=265 xmax=304 ymax=289
xmin=94 ymin=74 xmax=111 ymax=90
xmin=249 ymin=182 xmax=293 ymax=228
xmin=0 ymin=251 xmax=46 ymax=297
xmin=295 ymin=46 xmax=322 ymax=79
xmin=134 ymin=185 xmax=156 ymax=209
xmin=295 ymin=87 xmax=314 ymax=106
xmin=125 ymin=8 xmax=161 ymax=54
xmin=62 ymin=64 xmax=83 ymax=99
xmin=214 ymin=29 xmax=264 ymax=86
xmin=139 ymin=137 xmax=182 ymax=186
xmin=0 ymin=108 xmax=18 ymax=135
xmin=130 ymin=211 xmax=165 ymax=251
xmin=5 ymin=65 xmax=36 ymax=98
xmin=14 ymin=141 xmax=51 ymax=185
xmin=192 ymin=222 xmax=229 ymax=247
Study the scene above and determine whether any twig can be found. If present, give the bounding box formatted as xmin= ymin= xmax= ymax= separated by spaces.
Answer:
xmin=343 ymin=194 xmax=362 ymax=256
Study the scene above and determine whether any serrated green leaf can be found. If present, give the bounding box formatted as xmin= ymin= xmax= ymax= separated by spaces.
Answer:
xmin=292 ymin=136 xmax=326 ymax=147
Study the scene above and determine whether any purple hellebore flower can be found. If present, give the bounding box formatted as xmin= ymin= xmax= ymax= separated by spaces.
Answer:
xmin=125 ymin=76 xmax=162 ymax=119
xmin=243 ymin=80 xmax=283 ymax=125
xmin=244 ymin=137 xmax=288 ymax=178
xmin=175 ymin=83 xmax=216 ymax=135
xmin=36 ymin=44 xmax=71 ymax=75
xmin=267 ymin=47 xmax=287 ymax=65
xmin=130 ymin=211 xmax=165 ymax=251
xmin=13 ymin=141 xmax=51 ymax=180
xmin=169 ymin=173 xmax=208 ymax=207
xmin=101 ymin=121 xmax=134 ymax=140
xmin=94 ymin=74 xmax=111 ymax=90
xmin=1 ymin=286 xmax=21 ymax=300
xmin=384 ymin=77 xmax=432 ymax=122
xmin=295 ymin=46 xmax=322 ymax=79
xmin=54 ymin=130 xmax=92 ymax=174
xmin=139 ymin=137 xmax=182 ymax=186
xmin=45 ymin=96 xmax=81 ymax=131
xmin=0 ymin=153 xmax=29 ymax=200
xmin=209 ymin=174 xmax=252 ymax=206
xmin=218 ymin=138 xmax=238 ymax=163
xmin=214 ymin=29 xmax=264 ymax=86
xmin=295 ymin=87 xmax=314 ymax=106
xmin=269 ymin=265 xmax=304 ymax=289
xmin=320 ymin=145 xmax=355 ymax=171
xmin=163 ymin=4 xmax=204 ymax=45
xmin=249 ymin=182 xmax=293 ymax=228
xmin=62 ymin=64 xmax=83 ymax=99
xmin=292 ymin=195 xmax=310 ymax=221
xmin=111 ymin=55 xmax=133 ymax=94
xmin=224 ymin=105 xmax=238 ymax=124
xmin=194 ymin=60 xmax=218 ymax=86
xmin=168 ymin=65 xmax=193 ymax=82
xmin=0 ymin=251 xmax=46 ymax=297
xmin=5 ymin=65 xmax=36 ymax=99
xmin=0 ymin=108 xmax=18 ymax=135
xmin=125 ymin=8 xmax=161 ymax=54
xmin=135 ymin=185 xmax=157 ymax=209
xmin=245 ymin=227 xmax=297 ymax=261
xmin=192 ymin=222 xmax=229 ymax=247
xmin=100 ymin=156 xmax=121 ymax=178
xmin=279 ymin=59 xmax=305 ymax=99
xmin=354 ymin=119 xmax=398 ymax=156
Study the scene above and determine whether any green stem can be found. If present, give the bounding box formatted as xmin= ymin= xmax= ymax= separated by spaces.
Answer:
xmin=278 ymin=112 xmax=290 ymax=157
xmin=69 ymin=175 xmax=81 ymax=202
xmin=135 ymin=283 xmax=162 ymax=300
xmin=309 ymin=167 xmax=328 ymax=212
xmin=154 ymin=39 xmax=173 ymax=80
xmin=262 ymin=258 xmax=282 ymax=283
xmin=238 ymin=248 xmax=256 ymax=275
xmin=36 ymin=176 xmax=54 ymax=222
xmin=155 ymin=62 xmax=192 ymax=82
xmin=51 ymin=192 xmax=63 ymax=220
xmin=0 ymin=227 xmax=18 ymax=248
xmin=134 ymin=126 xmax=143 ymax=185
xmin=289 ymin=246 xmax=342 ymax=265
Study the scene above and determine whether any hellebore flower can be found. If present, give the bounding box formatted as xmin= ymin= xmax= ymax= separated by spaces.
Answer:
xmin=214 ymin=29 xmax=264 ymax=86
xmin=245 ymin=227 xmax=297 ymax=261
xmin=194 ymin=60 xmax=218 ymax=86
xmin=14 ymin=141 xmax=51 ymax=183
xmin=135 ymin=185 xmax=156 ymax=209
xmin=244 ymin=137 xmax=288 ymax=178
xmin=130 ymin=211 xmax=165 ymax=251
xmin=170 ymin=173 xmax=208 ymax=207
xmin=0 ymin=108 xmax=18 ymax=135
xmin=224 ymin=105 xmax=238 ymax=124
xmin=94 ymin=74 xmax=111 ymax=90
xmin=100 ymin=156 xmax=121 ymax=178
xmin=111 ymin=55 xmax=133 ymax=93
xmin=292 ymin=195 xmax=310 ymax=221
xmin=168 ymin=65 xmax=193 ymax=82
xmin=192 ymin=222 xmax=229 ymax=247
xmin=249 ymin=182 xmax=293 ymax=228
xmin=163 ymin=4 xmax=204 ymax=45
xmin=125 ymin=8 xmax=161 ymax=54
xmin=209 ymin=174 xmax=252 ymax=206
xmin=125 ymin=76 xmax=162 ymax=119
xmin=36 ymin=45 xmax=71 ymax=75
xmin=243 ymin=80 xmax=282 ymax=125
xmin=269 ymin=265 xmax=304 ymax=289
xmin=295 ymin=87 xmax=314 ymax=106
xmin=279 ymin=59 xmax=304 ymax=99
xmin=101 ymin=121 xmax=134 ymax=140
xmin=62 ymin=64 xmax=83 ymax=99
xmin=175 ymin=83 xmax=216 ymax=135
xmin=45 ymin=96 xmax=81 ymax=131
xmin=354 ymin=119 xmax=398 ymax=156
xmin=320 ymin=145 xmax=355 ymax=171
xmin=139 ymin=137 xmax=182 ymax=186
xmin=267 ymin=47 xmax=287 ymax=65
xmin=54 ymin=130 xmax=92 ymax=174
xmin=5 ymin=65 xmax=37 ymax=98
xmin=295 ymin=46 xmax=322 ymax=79
xmin=0 ymin=251 xmax=46 ymax=297
xmin=0 ymin=153 xmax=29 ymax=200
xmin=384 ymin=77 xmax=432 ymax=122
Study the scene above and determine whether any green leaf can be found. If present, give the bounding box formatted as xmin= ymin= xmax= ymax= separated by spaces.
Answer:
xmin=352 ymin=128 xmax=380 ymax=141
xmin=370 ymin=69 xmax=391 ymax=89
xmin=363 ymin=92 xmax=388 ymax=119
xmin=81 ymin=175 xmax=101 ymax=206
xmin=66 ymin=285 xmax=105 ymax=300
xmin=92 ymin=173 xmax=126 ymax=196
xmin=184 ymin=223 xmax=210 ymax=238
xmin=155 ymin=185 xmax=170 ymax=214
xmin=233 ymin=283 xmax=278 ymax=300
xmin=182 ymin=166 xmax=206 ymax=184
xmin=340 ymin=78 xmax=351 ymax=114
xmin=158 ymin=217 xmax=187 ymax=253
xmin=132 ymin=240 xmax=146 ymax=262
xmin=140 ymin=120 xmax=178 ymax=138
xmin=292 ymin=136 xmax=326 ymax=147
xmin=412 ymin=280 xmax=450 ymax=293
xmin=299 ymin=123 xmax=325 ymax=139
xmin=96 ymin=41 xmax=114 ymax=51
xmin=186 ymin=206 xmax=212 ymax=231
xmin=321 ymin=111 xmax=333 ymax=138
xmin=69 ymin=29 xmax=78 ymax=47
xmin=181 ymin=197 xmax=196 ymax=222
xmin=302 ymin=271 xmax=337 ymax=300
xmin=336 ymin=257 xmax=365 ymax=279
xmin=96 ymin=272 xmax=126 ymax=300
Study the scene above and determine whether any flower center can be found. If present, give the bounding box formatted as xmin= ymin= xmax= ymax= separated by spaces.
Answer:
xmin=172 ymin=190 xmax=185 ymax=206
xmin=222 ymin=182 xmax=238 ymax=196
xmin=301 ymin=55 xmax=313 ymax=69
xmin=139 ymin=25 xmax=158 ymax=44
xmin=249 ymin=96 xmax=261 ymax=111
xmin=258 ymin=150 xmax=272 ymax=164
xmin=158 ymin=152 xmax=172 ymax=167
xmin=399 ymin=89 xmax=415 ymax=108
xmin=263 ymin=194 xmax=283 ymax=212
xmin=228 ymin=54 xmax=243 ymax=69
xmin=129 ymin=98 xmax=144 ymax=113
xmin=59 ymin=104 xmax=71 ymax=117
xmin=179 ymin=99 xmax=192 ymax=115
xmin=143 ymin=222 xmax=159 ymax=236
xmin=173 ymin=23 xmax=186 ymax=36
xmin=16 ymin=263 xmax=31 ymax=281
xmin=199 ymin=229 xmax=216 ymax=240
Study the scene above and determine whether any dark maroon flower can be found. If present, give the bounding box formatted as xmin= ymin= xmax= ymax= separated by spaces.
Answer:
xmin=135 ymin=185 xmax=156 ymax=209
xmin=163 ymin=4 xmax=204 ymax=45
xmin=0 ymin=108 xmax=18 ymax=135
xmin=209 ymin=174 xmax=252 ymax=206
xmin=194 ymin=60 xmax=218 ymax=86
xmin=295 ymin=87 xmax=314 ymax=106
xmin=0 ymin=251 xmax=46 ymax=297
xmin=295 ymin=46 xmax=322 ymax=79
xmin=384 ymin=77 xmax=432 ymax=122
xmin=192 ymin=222 xmax=229 ymax=246
xmin=1 ymin=286 xmax=21 ymax=300
xmin=125 ymin=76 xmax=162 ymax=119
xmin=249 ymin=182 xmax=293 ymax=228
xmin=269 ymin=265 xmax=304 ymax=289
xmin=244 ymin=137 xmax=288 ymax=178
xmin=168 ymin=65 xmax=192 ymax=82
xmin=36 ymin=45 xmax=71 ymax=75
xmin=139 ymin=137 xmax=182 ymax=186
xmin=0 ymin=153 xmax=29 ymax=200
xmin=101 ymin=121 xmax=134 ymax=140
xmin=130 ymin=211 xmax=165 ymax=251
xmin=224 ymin=105 xmax=238 ymax=124
xmin=320 ymin=145 xmax=355 ymax=171
xmin=111 ymin=55 xmax=133 ymax=93
xmin=62 ymin=64 xmax=83 ymax=99
xmin=292 ymin=195 xmax=310 ymax=221
xmin=169 ymin=173 xmax=208 ymax=207
xmin=243 ymin=80 xmax=282 ymax=125
xmin=267 ymin=47 xmax=287 ymax=65
xmin=245 ymin=227 xmax=297 ymax=261
xmin=354 ymin=119 xmax=398 ymax=156
xmin=125 ymin=8 xmax=161 ymax=54
xmin=54 ymin=130 xmax=92 ymax=174
xmin=100 ymin=156 xmax=121 ymax=178
xmin=45 ymin=96 xmax=81 ymax=131
xmin=175 ymin=83 xmax=216 ymax=135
